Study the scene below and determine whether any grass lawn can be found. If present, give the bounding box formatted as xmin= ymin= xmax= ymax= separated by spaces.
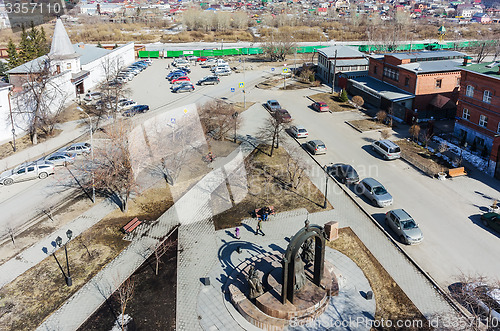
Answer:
xmin=309 ymin=92 xmax=356 ymax=112
xmin=0 ymin=129 xmax=62 ymax=160
xmin=328 ymin=227 xmax=430 ymax=330
xmin=212 ymin=146 xmax=332 ymax=230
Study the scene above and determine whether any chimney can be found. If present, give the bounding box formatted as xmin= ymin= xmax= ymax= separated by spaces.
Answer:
xmin=463 ymin=56 xmax=472 ymax=66
xmin=78 ymin=43 xmax=85 ymax=49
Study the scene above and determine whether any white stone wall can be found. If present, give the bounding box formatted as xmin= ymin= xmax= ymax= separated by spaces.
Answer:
xmin=0 ymin=86 xmax=13 ymax=143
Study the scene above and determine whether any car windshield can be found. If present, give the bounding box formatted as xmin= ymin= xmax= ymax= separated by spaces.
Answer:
xmin=401 ymin=220 xmax=417 ymax=229
xmin=373 ymin=186 xmax=387 ymax=195
xmin=298 ymin=129 xmax=307 ymax=133
xmin=317 ymin=144 xmax=325 ymax=149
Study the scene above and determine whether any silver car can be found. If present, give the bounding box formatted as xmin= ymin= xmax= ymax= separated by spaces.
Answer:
xmin=0 ymin=162 xmax=55 ymax=185
xmin=385 ymin=209 xmax=423 ymax=244
xmin=42 ymin=152 xmax=76 ymax=167
xmin=357 ymin=177 xmax=393 ymax=207
xmin=60 ymin=142 xmax=91 ymax=156
xmin=305 ymin=140 xmax=327 ymax=155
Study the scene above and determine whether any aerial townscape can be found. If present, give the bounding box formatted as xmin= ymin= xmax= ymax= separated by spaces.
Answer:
xmin=0 ymin=0 xmax=499 ymax=330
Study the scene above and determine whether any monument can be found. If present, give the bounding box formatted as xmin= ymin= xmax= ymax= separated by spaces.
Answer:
xmin=227 ymin=220 xmax=339 ymax=329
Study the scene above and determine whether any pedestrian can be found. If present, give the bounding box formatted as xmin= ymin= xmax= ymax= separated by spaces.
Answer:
xmin=262 ymin=206 xmax=270 ymax=221
xmin=255 ymin=219 xmax=265 ymax=236
xmin=235 ymin=227 xmax=240 ymax=239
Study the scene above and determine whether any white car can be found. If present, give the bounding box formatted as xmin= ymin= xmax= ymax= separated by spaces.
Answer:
xmin=173 ymin=58 xmax=189 ymax=67
xmin=0 ymin=162 xmax=55 ymax=185
xmin=42 ymin=152 xmax=76 ymax=167
xmin=290 ymin=125 xmax=309 ymax=138
xmin=118 ymin=100 xmax=137 ymax=111
xmin=83 ymin=92 xmax=101 ymax=103
xmin=213 ymin=68 xmax=232 ymax=76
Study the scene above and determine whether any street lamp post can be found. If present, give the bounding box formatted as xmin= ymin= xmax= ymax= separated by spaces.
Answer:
xmin=49 ymin=229 xmax=73 ymax=286
xmin=78 ymin=107 xmax=95 ymax=203
xmin=232 ymin=111 xmax=239 ymax=143
xmin=8 ymin=90 xmax=16 ymax=152
xmin=323 ymin=166 xmax=329 ymax=209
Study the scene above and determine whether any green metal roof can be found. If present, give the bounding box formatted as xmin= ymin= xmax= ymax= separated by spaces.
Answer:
xmin=463 ymin=62 xmax=500 ymax=79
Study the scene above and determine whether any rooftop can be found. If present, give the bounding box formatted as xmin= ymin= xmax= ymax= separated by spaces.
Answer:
xmin=463 ymin=62 xmax=500 ymax=79
xmin=398 ymin=59 xmax=463 ymax=74
xmin=349 ymin=76 xmax=415 ymax=102
xmin=318 ymin=45 xmax=366 ymax=59
xmin=74 ymin=44 xmax=111 ymax=66
xmin=371 ymin=50 xmax=465 ymax=61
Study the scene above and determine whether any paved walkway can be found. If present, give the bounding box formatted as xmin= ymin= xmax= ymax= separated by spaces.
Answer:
xmin=197 ymin=209 xmax=376 ymax=331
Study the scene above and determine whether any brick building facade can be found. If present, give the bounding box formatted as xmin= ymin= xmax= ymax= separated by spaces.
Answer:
xmin=454 ymin=63 xmax=500 ymax=178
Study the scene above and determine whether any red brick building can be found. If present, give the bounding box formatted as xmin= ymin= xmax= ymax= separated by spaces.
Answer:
xmin=454 ymin=62 xmax=500 ymax=178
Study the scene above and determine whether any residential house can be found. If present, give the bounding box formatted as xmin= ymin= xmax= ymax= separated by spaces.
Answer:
xmin=317 ymin=45 xmax=369 ymax=86
xmin=471 ymin=12 xmax=491 ymax=23
xmin=346 ymin=50 xmax=465 ymax=122
xmin=455 ymin=62 xmax=500 ymax=178
xmin=456 ymin=4 xmax=483 ymax=17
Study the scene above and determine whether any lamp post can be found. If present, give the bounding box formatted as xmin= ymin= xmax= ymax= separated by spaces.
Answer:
xmin=46 ymin=229 xmax=73 ymax=286
xmin=232 ymin=111 xmax=239 ymax=143
xmin=8 ymin=90 xmax=16 ymax=152
xmin=78 ymin=107 xmax=95 ymax=203
xmin=323 ymin=166 xmax=329 ymax=209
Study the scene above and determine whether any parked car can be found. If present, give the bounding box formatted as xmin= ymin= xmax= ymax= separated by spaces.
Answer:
xmin=171 ymin=81 xmax=193 ymax=89
xmin=201 ymin=59 xmax=217 ymax=68
xmin=42 ymin=152 xmax=76 ymax=167
xmin=371 ymin=140 xmax=401 ymax=160
xmin=305 ymin=140 xmax=327 ymax=155
xmin=0 ymin=162 xmax=55 ymax=185
xmin=213 ymin=68 xmax=232 ymax=76
xmin=357 ymin=177 xmax=393 ymax=207
xmin=60 ymin=142 xmax=92 ymax=156
xmin=166 ymin=70 xmax=187 ymax=79
xmin=265 ymin=100 xmax=281 ymax=112
xmin=274 ymin=109 xmax=292 ymax=122
xmin=123 ymin=105 xmax=150 ymax=117
xmin=186 ymin=56 xmax=198 ymax=61
xmin=211 ymin=64 xmax=230 ymax=72
xmin=171 ymin=76 xmax=191 ymax=84
xmin=197 ymin=76 xmax=220 ymax=85
xmin=168 ymin=72 xmax=188 ymax=81
xmin=289 ymin=125 xmax=308 ymax=138
xmin=172 ymin=84 xmax=195 ymax=93
xmin=177 ymin=66 xmax=191 ymax=74
xmin=481 ymin=212 xmax=500 ymax=233
xmin=196 ymin=56 xmax=208 ymax=62
xmin=118 ymin=100 xmax=137 ymax=111
xmin=385 ymin=209 xmax=423 ymax=244
xmin=83 ymin=92 xmax=101 ymax=103
xmin=312 ymin=102 xmax=330 ymax=112
xmin=139 ymin=59 xmax=152 ymax=65
xmin=173 ymin=58 xmax=189 ymax=67
xmin=327 ymin=163 xmax=359 ymax=184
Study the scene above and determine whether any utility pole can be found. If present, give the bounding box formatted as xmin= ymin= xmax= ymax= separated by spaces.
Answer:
xmin=331 ymin=49 xmax=337 ymax=94
xmin=8 ymin=90 xmax=16 ymax=152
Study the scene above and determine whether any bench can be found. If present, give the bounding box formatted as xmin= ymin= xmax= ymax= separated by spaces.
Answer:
xmin=254 ymin=206 xmax=275 ymax=220
xmin=122 ymin=217 xmax=142 ymax=234
xmin=448 ymin=167 xmax=467 ymax=178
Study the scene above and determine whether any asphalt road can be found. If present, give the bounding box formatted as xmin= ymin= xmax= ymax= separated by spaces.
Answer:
xmin=236 ymin=85 xmax=500 ymax=290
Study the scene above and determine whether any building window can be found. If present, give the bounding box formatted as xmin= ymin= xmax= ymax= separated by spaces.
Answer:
xmin=497 ymin=122 xmax=500 ymax=134
xmin=479 ymin=115 xmax=488 ymax=128
xmin=456 ymin=77 xmax=460 ymax=87
xmin=383 ymin=67 xmax=399 ymax=81
xmin=466 ymin=85 xmax=474 ymax=97
xmin=66 ymin=63 xmax=71 ymax=70
xmin=404 ymin=77 xmax=409 ymax=86
xmin=462 ymin=108 xmax=470 ymax=120
xmin=483 ymin=90 xmax=492 ymax=104
xmin=436 ymin=79 xmax=442 ymax=88
xmin=374 ymin=66 xmax=377 ymax=74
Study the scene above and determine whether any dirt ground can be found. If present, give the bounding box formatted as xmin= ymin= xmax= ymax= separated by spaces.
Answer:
xmin=233 ymin=101 xmax=256 ymax=113
xmin=397 ymin=139 xmax=450 ymax=177
xmin=347 ymin=118 xmax=389 ymax=132
xmin=212 ymin=146 xmax=332 ymax=230
xmin=328 ymin=227 xmax=430 ymax=330
xmin=78 ymin=230 xmax=178 ymax=331
xmin=0 ymin=129 xmax=63 ymax=160
xmin=309 ymin=93 xmax=357 ymax=112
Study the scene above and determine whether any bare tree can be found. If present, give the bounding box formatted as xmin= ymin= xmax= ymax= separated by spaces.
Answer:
xmin=261 ymin=29 xmax=297 ymax=62
xmin=91 ymin=120 xmax=138 ymax=212
xmin=198 ymin=100 xmax=242 ymax=141
xmin=352 ymin=95 xmax=364 ymax=108
xmin=380 ymin=129 xmax=391 ymax=140
xmin=257 ymin=114 xmax=288 ymax=157
xmin=13 ymin=57 xmax=68 ymax=144
xmin=376 ymin=110 xmax=387 ymax=123
xmin=285 ymin=144 xmax=310 ymax=189
xmin=471 ymin=39 xmax=499 ymax=63
xmin=115 ymin=277 xmax=135 ymax=331
xmin=153 ymin=236 xmax=176 ymax=275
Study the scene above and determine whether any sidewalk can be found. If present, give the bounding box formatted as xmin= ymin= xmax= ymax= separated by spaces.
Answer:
xmin=0 ymin=119 xmax=88 ymax=172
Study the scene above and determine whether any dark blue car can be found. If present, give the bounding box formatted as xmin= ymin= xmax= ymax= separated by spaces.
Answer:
xmin=123 ymin=105 xmax=149 ymax=117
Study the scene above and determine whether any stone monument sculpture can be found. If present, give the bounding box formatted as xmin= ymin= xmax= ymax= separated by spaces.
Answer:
xmin=301 ymin=237 xmax=315 ymax=265
xmin=247 ymin=266 xmax=264 ymax=299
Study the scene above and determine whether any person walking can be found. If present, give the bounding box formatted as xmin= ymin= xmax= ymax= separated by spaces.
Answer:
xmin=255 ymin=219 xmax=265 ymax=236
xmin=235 ymin=227 xmax=240 ymax=239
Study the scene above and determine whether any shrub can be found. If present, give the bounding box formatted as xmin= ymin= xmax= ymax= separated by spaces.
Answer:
xmin=409 ymin=124 xmax=421 ymax=142
xmin=380 ymin=129 xmax=391 ymax=140
xmin=376 ymin=110 xmax=387 ymax=123
xmin=352 ymin=95 xmax=364 ymax=108
xmin=339 ymin=89 xmax=348 ymax=102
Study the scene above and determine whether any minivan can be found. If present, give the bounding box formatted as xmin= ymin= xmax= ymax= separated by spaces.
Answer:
xmin=371 ymin=140 xmax=401 ymax=160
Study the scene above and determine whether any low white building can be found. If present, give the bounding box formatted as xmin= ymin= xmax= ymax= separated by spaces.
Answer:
xmin=2 ymin=18 xmax=135 ymax=143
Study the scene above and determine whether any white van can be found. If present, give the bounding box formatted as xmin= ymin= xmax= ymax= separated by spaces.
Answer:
xmin=211 ymin=64 xmax=230 ymax=73
xmin=371 ymin=140 xmax=401 ymax=160
xmin=214 ymin=68 xmax=232 ymax=76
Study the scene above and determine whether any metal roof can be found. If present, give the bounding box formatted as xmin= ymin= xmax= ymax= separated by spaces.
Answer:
xmin=74 ymin=44 xmax=111 ymax=66
xmin=398 ymin=59 xmax=463 ymax=74
xmin=317 ymin=45 xmax=366 ymax=59
xmin=49 ymin=19 xmax=79 ymax=60
xmin=370 ymin=50 xmax=465 ymax=61
xmin=349 ymin=76 xmax=415 ymax=102
xmin=462 ymin=62 xmax=500 ymax=79
xmin=335 ymin=58 xmax=369 ymax=67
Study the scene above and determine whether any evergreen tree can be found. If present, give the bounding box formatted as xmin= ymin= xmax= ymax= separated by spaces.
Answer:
xmin=28 ymin=21 xmax=40 ymax=58
xmin=97 ymin=41 xmax=103 ymax=48
xmin=339 ymin=89 xmax=348 ymax=102
xmin=0 ymin=61 xmax=8 ymax=77
xmin=18 ymin=24 xmax=31 ymax=63
xmin=37 ymin=26 xmax=49 ymax=57
xmin=7 ymin=39 xmax=20 ymax=69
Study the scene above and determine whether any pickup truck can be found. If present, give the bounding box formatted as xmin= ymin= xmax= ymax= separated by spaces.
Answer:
xmin=0 ymin=162 xmax=55 ymax=185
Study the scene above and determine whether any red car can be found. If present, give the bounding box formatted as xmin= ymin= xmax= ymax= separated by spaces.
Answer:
xmin=312 ymin=102 xmax=330 ymax=112
xmin=171 ymin=76 xmax=190 ymax=84
xmin=196 ymin=57 xmax=208 ymax=62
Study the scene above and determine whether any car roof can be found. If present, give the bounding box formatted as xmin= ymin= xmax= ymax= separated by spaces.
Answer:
xmin=390 ymin=209 xmax=412 ymax=221
xmin=378 ymin=139 xmax=399 ymax=148
xmin=361 ymin=177 xmax=382 ymax=187
xmin=268 ymin=100 xmax=279 ymax=103
xmin=294 ymin=125 xmax=306 ymax=130
xmin=310 ymin=140 xmax=324 ymax=145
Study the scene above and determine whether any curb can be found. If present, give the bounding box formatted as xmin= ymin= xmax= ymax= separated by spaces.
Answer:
xmin=400 ymin=155 xmax=435 ymax=179
xmin=344 ymin=121 xmax=364 ymax=133
xmin=288 ymin=135 xmax=469 ymax=320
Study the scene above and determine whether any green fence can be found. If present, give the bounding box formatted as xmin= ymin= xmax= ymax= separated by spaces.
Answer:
xmin=138 ymin=51 xmax=160 ymax=58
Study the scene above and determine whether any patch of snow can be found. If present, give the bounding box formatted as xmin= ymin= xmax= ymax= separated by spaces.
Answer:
xmin=433 ymin=136 xmax=488 ymax=171
xmin=427 ymin=147 xmax=435 ymax=153
xmin=111 ymin=314 xmax=132 ymax=331
xmin=487 ymin=288 xmax=500 ymax=305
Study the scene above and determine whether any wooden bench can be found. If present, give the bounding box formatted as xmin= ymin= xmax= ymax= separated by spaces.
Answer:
xmin=448 ymin=167 xmax=467 ymax=178
xmin=122 ymin=217 xmax=142 ymax=234
xmin=254 ymin=206 xmax=275 ymax=220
